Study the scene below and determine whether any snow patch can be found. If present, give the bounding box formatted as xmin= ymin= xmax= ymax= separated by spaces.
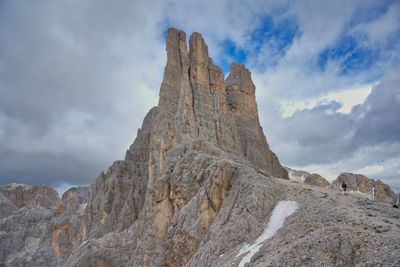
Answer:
xmin=236 ymin=201 xmax=299 ymax=267
xmin=288 ymin=171 xmax=305 ymax=183
xmin=348 ymin=188 xmax=374 ymax=200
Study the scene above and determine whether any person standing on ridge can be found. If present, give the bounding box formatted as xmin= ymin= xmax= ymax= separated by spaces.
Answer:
xmin=342 ymin=181 xmax=348 ymax=196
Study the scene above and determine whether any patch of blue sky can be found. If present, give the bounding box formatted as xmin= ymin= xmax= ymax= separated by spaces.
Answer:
xmin=248 ymin=15 xmax=299 ymax=71
xmin=216 ymin=39 xmax=247 ymax=74
xmin=216 ymin=15 xmax=299 ymax=74
xmin=318 ymin=35 xmax=380 ymax=76
xmin=249 ymin=16 xmax=298 ymax=55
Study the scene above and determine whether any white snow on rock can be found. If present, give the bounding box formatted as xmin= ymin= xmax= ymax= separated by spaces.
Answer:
xmin=348 ymin=189 xmax=372 ymax=199
xmin=236 ymin=200 xmax=299 ymax=267
xmin=288 ymin=171 xmax=305 ymax=183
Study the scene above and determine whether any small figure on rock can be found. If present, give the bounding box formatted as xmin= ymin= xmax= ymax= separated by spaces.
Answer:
xmin=394 ymin=195 xmax=399 ymax=209
xmin=341 ymin=181 xmax=348 ymax=196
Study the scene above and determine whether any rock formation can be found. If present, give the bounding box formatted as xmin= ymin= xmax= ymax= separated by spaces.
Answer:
xmin=1 ymin=28 xmax=399 ymax=267
xmin=286 ymin=167 xmax=330 ymax=187
xmin=83 ymin=28 xmax=287 ymax=240
xmin=62 ymin=187 xmax=89 ymax=211
xmin=304 ymin=173 xmax=330 ymax=188
xmin=226 ymin=64 xmax=287 ymax=178
xmin=0 ymin=183 xmax=61 ymax=210
xmin=0 ymin=184 xmax=89 ymax=266
xmin=77 ymin=28 xmax=288 ymax=265
xmin=332 ymin=173 xmax=397 ymax=204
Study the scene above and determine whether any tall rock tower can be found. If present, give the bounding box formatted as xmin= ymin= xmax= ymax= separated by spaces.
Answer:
xmin=78 ymin=28 xmax=288 ymax=266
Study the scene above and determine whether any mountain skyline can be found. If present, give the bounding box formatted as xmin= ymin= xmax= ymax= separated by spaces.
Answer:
xmin=0 ymin=0 xmax=399 ymax=193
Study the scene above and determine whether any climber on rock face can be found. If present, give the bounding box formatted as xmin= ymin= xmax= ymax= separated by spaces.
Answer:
xmin=342 ymin=181 xmax=348 ymax=196
xmin=394 ymin=195 xmax=399 ymax=208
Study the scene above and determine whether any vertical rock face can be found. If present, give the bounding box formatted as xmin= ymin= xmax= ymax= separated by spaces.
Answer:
xmin=226 ymin=63 xmax=288 ymax=178
xmin=188 ymin=33 xmax=242 ymax=154
xmin=61 ymin=186 xmax=89 ymax=211
xmin=332 ymin=173 xmax=397 ymax=203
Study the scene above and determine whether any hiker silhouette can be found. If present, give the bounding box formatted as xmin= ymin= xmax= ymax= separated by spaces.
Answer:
xmin=341 ymin=181 xmax=348 ymax=196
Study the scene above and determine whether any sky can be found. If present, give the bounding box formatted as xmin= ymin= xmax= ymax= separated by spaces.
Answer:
xmin=0 ymin=0 xmax=399 ymax=194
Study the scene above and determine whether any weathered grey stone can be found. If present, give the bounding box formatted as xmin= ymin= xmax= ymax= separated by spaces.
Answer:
xmin=0 ymin=184 xmax=61 ymax=210
xmin=0 ymin=182 xmax=90 ymax=266
xmin=286 ymin=167 xmax=330 ymax=187
xmin=304 ymin=173 xmax=330 ymax=187
xmin=226 ymin=63 xmax=288 ymax=178
xmin=0 ymin=192 xmax=18 ymax=219
xmin=61 ymin=186 xmax=89 ymax=211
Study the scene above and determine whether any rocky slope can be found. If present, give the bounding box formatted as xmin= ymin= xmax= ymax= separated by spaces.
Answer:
xmin=1 ymin=28 xmax=399 ymax=267
xmin=332 ymin=173 xmax=397 ymax=204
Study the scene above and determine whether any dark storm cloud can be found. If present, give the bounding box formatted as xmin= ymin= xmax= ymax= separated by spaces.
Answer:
xmin=0 ymin=0 xmax=165 ymax=189
xmin=0 ymin=150 xmax=102 ymax=187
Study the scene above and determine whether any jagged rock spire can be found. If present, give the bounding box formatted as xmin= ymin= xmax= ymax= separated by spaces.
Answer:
xmin=147 ymin=28 xmax=287 ymax=177
xmin=88 ymin=27 xmax=288 ymax=239
xmin=158 ymin=28 xmax=189 ymax=115
xmin=226 ymin=63 xmax=288 ymax=178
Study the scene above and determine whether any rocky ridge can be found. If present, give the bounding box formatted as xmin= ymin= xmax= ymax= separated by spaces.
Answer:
xmin=286 ymin=167 xmax=397 ymax=204
xmin=0 ymin=184 xmax=61 ymax=210
xmin=332 ymin=172 xmax=397 ymax=204
xmin=0 ymin=28 xmax=399 ymax=267
xmin=0 ymin=184 xmax=90 ymax=266
xmin=286 ymin=167 xmax=330 ymax=188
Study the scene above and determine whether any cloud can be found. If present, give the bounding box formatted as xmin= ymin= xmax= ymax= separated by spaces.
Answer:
xmin=354 ymin=164 xmax=385 ymax=176
xmin=263 ymin=69 xmax=400 ymax=192
xmin=249 ymin=0 xmax=400 ymax=192
xmin=0 ymin=0 xmax=163 ymax=188
xmin=351 ymin=1 xmax=400 ymax=47
xmin=279 ymin=84 xmax=373 ymax=117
